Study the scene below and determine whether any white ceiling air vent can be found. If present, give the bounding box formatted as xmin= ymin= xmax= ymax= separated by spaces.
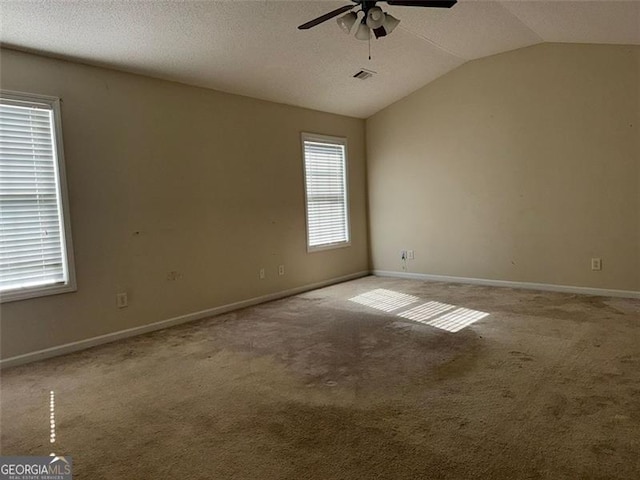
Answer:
xmin=353 ymin=69 xmax=376 ymax=80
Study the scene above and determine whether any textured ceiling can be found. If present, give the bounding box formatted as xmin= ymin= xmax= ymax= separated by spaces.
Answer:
xmin=0 ymin=0 xmax=638 ymax=118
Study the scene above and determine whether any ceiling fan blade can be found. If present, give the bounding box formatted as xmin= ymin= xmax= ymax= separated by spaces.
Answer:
xmin=298 ymin=5 xmax=356 ymax=30
xmin=386 ymin=1 xmax=457 ymax=7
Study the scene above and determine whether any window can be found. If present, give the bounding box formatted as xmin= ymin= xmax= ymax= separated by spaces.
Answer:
xmin=302 ymin=133 xmax=350 ymax=251
xmin=0 ymin=91 xmax=76 ymax=302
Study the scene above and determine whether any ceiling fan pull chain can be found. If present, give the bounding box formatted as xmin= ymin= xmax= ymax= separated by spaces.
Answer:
xmin=368 ymin=34 xmax=371 ymax=60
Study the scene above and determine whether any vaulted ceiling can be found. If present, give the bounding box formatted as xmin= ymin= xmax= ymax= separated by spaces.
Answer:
xmin=0 ymin=0 xmax=638 ymax=118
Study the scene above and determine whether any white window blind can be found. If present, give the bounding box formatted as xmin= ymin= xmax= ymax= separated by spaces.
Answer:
xmin=302 ymin=134 xmax=350 ymax=251
xmin=0 ymin=92 xmax=75 ymax=301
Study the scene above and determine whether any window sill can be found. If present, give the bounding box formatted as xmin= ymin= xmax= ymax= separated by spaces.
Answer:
xmin=1 ymin=282 xmax=77 ymax=303
xmin=307 ymin=241 xmax=351 ymax=253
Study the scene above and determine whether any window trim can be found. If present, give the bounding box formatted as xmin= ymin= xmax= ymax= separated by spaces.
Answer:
xmin=0 ymin=90 xmax=77 ymax=303
xmin=301 ymin=132 xmax=351 ymax=253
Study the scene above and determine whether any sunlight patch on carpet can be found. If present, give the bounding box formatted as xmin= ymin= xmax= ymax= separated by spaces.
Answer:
xmin=349 ymin=289 xmax=420 ymax=312
xmin=397 ymin=301 xmax=456 ymax=323
xmin=403 ymin=305 xmax=489 ymax=332
xmin=350 ymin=290 xmax=489 ymax=333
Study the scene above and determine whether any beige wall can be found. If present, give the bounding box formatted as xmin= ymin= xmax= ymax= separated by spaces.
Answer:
xmin=0 ymin=48 xmax=368 ymax=359
xmin=367 ymin=43 xmax=640 ymax=292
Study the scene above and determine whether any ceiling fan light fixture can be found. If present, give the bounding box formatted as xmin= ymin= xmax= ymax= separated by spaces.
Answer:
xmin=383 ymin=13 xmax=400 ymax=34
xmin=355 ymin=20 xmax=370 ymax=41
xmin=336 ymin=11 xmax=357 ymax=34
xmin=366 ymin=6 xmax=385 ymax=29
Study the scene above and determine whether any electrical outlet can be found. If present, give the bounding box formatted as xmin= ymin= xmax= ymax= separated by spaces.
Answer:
xmin=400 ymin=250 xmax=407 ymax=260
xmin=278 ymin=265 xmax=285 ymax=276
xmin=591 ymin=258 xmax=602 ymax=271
xmin=259 ymin=268 xmax=265 ymax=280
xmin=407 ymin=250 xmax=414 ymax=260
xmin=116 ymin=292 xmax=128 ymax=308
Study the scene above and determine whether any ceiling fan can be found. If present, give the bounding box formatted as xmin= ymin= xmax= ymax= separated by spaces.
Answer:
xmin=298 ymin=1 xmax=457 ymax=40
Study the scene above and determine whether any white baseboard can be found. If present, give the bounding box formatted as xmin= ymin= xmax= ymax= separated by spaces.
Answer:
xmin=0 ymin=270 xmax=370 ymax=369
xmin=373 ymin=270 xmax=640 ymax=299
xmin=5 ymin=269 xmax=636 ymax=369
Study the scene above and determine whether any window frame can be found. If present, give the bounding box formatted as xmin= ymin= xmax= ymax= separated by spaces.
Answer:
xmin=301 ymin=132 xmax=351 ymax=253
xmin=0 ymin=90 xmax=77 ymax=303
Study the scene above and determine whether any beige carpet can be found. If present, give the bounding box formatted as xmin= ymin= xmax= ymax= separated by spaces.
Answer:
xmin=1 ymin=276 xmax=640 ymax=479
